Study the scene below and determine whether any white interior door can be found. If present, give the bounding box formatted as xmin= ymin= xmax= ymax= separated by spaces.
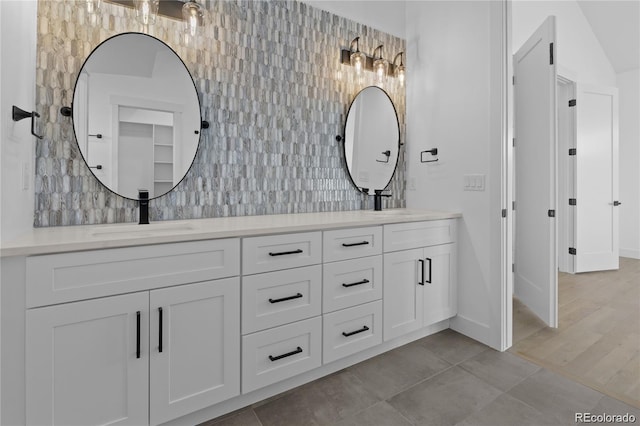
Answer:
xmin=574 ymin=84 xmax=619 ymax=272
xmin=513 ymin=16 xmax=558 ymax=327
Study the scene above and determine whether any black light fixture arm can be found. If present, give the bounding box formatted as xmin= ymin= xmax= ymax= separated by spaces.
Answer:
xmin=12 ymin=106 xmax=43 ymax=139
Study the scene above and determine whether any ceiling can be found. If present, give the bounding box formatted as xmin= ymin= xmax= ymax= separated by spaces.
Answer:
xmin=576 ymin=0 xmax=640 ymax=73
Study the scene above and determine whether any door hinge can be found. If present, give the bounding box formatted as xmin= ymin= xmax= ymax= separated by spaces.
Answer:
xmin=569 ymin=247 xmax=577 ymax=255
xmin=569 ymin=148 xmax=577 ymax=156
xmin=512 ymin=137 xmax=516 ymax=147
xmin=512 ymin=201 xmax=516 ymax=210
xmin=502 ymin=209 xmax=507 ymax=218
xmin=550 ymin=43 xmax=554 ymax=65
xmin=512 ymin=263 xmax=515 ymax=273
xmin=569 ymin=198 xmax=577 ymax=206
xmin=512 ymin=75 xmax=515 ymax=85
xmin=569 ymin=99 xmax=576 ymax=107
xmin=548 ymin=209 xmax=556 ymax=217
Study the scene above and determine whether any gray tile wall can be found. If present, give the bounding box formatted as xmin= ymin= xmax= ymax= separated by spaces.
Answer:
xmin=34 ymin=0 xmax=406 ymax=227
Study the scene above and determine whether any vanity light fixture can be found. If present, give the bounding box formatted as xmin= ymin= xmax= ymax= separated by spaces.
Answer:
xmin=393 ymin=52 xmax=405 ymax=86
xmin=340 ymin=39 xmax=405 ymax=84
xmin=372 ymin=45 xmax=388 ymax=85
xmin=182 ymin=0 xmax=208 ymax=43
xmin=349 ymin=37 xmax=367 ymax=75
xmin=85 ymin=0 xmax=102 ymax=16
xmin=133 ymin=0 xmax=159 ymax=26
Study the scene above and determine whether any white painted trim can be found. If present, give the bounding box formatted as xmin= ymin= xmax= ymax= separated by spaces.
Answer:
xmin=451 ymin=315 xmax=491 ymax=347
xmin=620 ymin=249 xmax=640 ymax=259
xmin=501 ymin=0 xmax=513 ymax=352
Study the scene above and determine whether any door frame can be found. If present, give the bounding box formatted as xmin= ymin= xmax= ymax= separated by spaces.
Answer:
xmin=557 ymin=74 xmax=577 ymax=274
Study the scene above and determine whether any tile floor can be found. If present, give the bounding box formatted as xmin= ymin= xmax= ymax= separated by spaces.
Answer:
xmin=200 ymin=329 xmax=640 ymax=426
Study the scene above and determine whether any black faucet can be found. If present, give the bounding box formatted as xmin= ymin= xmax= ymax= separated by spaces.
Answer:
xmin=138 ymin=189 xmax=149 ymax=225
xmin=373 ymin=190 xmax=392 ymax=211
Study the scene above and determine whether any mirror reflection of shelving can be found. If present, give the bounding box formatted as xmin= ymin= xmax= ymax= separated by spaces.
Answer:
xmin=153 ymin=125 xmax=174 ymax=196
xmin=118 ymin=107 xmax=175 ymax=198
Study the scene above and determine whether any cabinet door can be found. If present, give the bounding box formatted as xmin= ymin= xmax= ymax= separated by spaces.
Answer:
xmin=26 ymin=293 xmax=149 ymax=426
xmin=422 ymin=243 xmax=457 ymax=325
xmin=149 ymin=278 xmax=240 ymax=425
xmin=383 ymin=248 xmax=424 ymax=341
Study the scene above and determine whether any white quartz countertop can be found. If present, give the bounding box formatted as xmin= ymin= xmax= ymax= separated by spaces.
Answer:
xmin=0 ymin=209 xmax=461 ymax=257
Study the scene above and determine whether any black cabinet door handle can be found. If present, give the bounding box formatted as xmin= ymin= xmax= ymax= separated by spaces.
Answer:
xmin=342 ymin=325 xmax=370 ymax=337
xmin=269 ymin=293 xmax=303 ymax=303
xmin=341 ymin=241 xmax=370 ymax=247
xmin=269 ymin=346 xmax=303 ymax=362
xmin=158 ymin=307 xmax=163 ymax=353
xmin=268 ymin=249 xmax=303 ymax=257
xmin=418 ymin=259 xmax=425 ymax=285
xmin=425 ymin=258 xmax=432 ymax=284
xmin=342 ymin=279 xmax=370 ymax=288
xmin=136 ymin=311 xmax=141 ymax=359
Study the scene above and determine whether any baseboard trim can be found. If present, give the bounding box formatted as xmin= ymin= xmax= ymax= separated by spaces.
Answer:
xmin=450 ymin=314 xmax=491 ymax=348
xmin=620 ymin=249 xmax=640 ymax=260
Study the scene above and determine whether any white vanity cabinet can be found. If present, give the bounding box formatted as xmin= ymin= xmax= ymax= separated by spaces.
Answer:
xmin=25 ymin=239 xmax=241 ymax=426
xmin=383 ymin=220 xmax=457 ymax=341
xmin=2 ymin=211 xmax=460 ymax=426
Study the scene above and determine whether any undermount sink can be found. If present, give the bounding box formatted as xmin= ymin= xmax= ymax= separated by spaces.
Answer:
xmin=90 ymin=222 xmax=196 ymax=237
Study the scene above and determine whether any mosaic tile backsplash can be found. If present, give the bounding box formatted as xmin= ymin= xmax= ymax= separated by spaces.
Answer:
xmin=35 ymin=0 xmax=406 ymax=227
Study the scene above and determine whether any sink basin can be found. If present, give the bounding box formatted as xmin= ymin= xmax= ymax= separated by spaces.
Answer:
xmin=91 ymin=222 xmax=196 ymax=237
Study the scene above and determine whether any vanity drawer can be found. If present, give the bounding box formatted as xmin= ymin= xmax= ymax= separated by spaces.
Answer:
xmin=322 ymin=256 xmax=382 ymax=313
xmin=26 ymin=238 xmax=240 ymax=308
xmin=322 ymin=301 xmax=382 ymax=364
xmin=242 ymin=265 xmax=322 ymax=334
xmin=383 ymin=220 xmax=456 ymax=252
xmin=242 ymin=232 xmax=322 ymax=275
xmin=242 ymin=316 xmax=322 ymax=393
xmin=323 ymin=226 xmax=382 ymax=262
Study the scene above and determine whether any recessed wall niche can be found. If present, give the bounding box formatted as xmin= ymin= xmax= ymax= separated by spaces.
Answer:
xmin=34 ymin=0 xmax=406 ymax=227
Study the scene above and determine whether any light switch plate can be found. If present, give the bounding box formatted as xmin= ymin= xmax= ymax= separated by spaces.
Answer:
xmin=464 ymin=174 xmax=485 ymax=191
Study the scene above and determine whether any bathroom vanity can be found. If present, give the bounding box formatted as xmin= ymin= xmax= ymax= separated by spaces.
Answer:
xmin=0 ymin=209 xmax=459 ymax=426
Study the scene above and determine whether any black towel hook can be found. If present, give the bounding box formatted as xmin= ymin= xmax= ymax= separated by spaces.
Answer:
xmin=12 ymin=106 xmax=43 ymax=139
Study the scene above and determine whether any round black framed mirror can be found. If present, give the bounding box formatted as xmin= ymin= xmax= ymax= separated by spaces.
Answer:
xmin=72 ymin=32 xmax=202 ymax=200
xmin=343 ymin=86 xmax=400 ymax=192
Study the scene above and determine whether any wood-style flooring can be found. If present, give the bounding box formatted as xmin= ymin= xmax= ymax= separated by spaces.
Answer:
xmin=510 ymin=257 xmax=640 ymax=409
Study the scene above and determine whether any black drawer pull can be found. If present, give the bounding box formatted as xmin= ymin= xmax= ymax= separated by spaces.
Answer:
xmin=269 ymin=346 xmax=303 ymax=362
xmin=341 ymin=241 xmax=370 ymax=247
xmin=158 ymin=307 xmax=163 ymax=353
xmin=342 ymin=279 xmax=370 ymax=288
xmin=269 ymin=293 xmax=303 ymax=303
xmin=136 ymin=311 xmax=141 ymax=359
xmin=425 ymin=257 xmax=433 ymax=284
xmin=342 ymin=325 xmax=370 ymax=337
xmin=418 ymin=259 xmax=425 ymax=285
xmin=268 ymin=249 xmax=303 ymax=257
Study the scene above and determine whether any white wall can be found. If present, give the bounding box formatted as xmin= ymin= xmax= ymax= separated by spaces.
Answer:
xmin=0 ymin=0 xmax=37 ymax=245
xmin=512 ymin=0 xmax=616 ymax=86
xmin=405 ymin=1 xmax=507 ymax=349
xmin=617 ymin=68 xmax=640 ymax=259
xmin=302 ymin=1 xmax=406 ymax=38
